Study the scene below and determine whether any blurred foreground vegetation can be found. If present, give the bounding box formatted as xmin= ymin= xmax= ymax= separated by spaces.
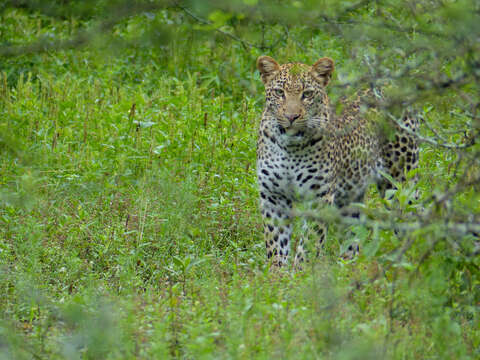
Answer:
xmin=0 ymin=1 xmax=479 ymax=359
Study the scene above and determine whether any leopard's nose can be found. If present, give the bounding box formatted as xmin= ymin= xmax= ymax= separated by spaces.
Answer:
xmin=286 ymin=113 xmax=301 ymax=123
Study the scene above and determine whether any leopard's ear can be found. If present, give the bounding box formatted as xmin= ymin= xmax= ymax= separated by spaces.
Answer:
xmin=257 ymin=56 xmax=280 ymax=84
xmin=311 ymin=57 xmax=334 ymax=86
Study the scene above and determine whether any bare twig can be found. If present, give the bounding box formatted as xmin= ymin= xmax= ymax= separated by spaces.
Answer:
xmin=175 ymin=3 xmax=257 ymax=50
xmin=0 ymin=1 xmax=170 ymax=57
xmin=386 ymin=113 xmax=477 ymax=149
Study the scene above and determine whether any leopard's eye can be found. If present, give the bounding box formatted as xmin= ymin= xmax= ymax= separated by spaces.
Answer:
xmin=302 ymin=90 xmax=315 ymax=99
xmin=273 ymin=88 xmax=285 ymax=97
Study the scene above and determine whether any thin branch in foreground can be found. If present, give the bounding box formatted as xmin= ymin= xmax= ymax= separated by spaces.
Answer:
xmin=386 ymin=113 xmax=477 ymax=150
xmin=0 ymin=1 xmax=169 ymax=57
xmin=175 ymin=3 xmax=256 ymax=50
xmin=295 ymin=206 xmax=480 ymax=237
xmin=0 ymin=32 xmax=90 ymax=57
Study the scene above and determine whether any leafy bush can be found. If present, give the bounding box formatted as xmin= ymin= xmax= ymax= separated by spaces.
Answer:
xmin=0 ymin=1 xmax=479 ymax=358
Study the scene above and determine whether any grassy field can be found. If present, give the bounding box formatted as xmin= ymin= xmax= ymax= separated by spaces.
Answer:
xmin=1 ymin=5 xmax=479 ymax=360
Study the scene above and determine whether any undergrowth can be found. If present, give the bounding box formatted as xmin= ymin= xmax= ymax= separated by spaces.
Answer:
xmin=0 ymin=5 xmax=478 ymax=360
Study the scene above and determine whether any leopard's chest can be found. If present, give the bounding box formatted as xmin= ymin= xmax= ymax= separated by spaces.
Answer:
xmin=257 ymin=141 xmax=334 ymax=201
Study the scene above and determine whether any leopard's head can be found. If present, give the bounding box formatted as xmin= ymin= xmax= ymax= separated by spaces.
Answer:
xmin=257 ymin=56 xmax=334 ymax=134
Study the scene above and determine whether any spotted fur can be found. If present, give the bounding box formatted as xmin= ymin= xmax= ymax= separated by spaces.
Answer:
xmin=256 ymin=56 xmax=419 ymax=267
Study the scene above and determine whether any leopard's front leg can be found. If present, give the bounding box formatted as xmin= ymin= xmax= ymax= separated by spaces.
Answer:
xmin=294 ymin=191 xmax=334 ymax=268
xmin=260 ymin=193 xmax=293 ymax=267
xmin=293 ymin=222 xmax=328 ymax=268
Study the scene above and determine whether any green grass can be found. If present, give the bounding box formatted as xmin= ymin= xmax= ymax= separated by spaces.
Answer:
xmin=1 ymin=6 xmax=479 ymax=360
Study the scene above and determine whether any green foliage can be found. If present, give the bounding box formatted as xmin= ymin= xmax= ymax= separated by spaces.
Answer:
xmin=0 ymin=1 xmax=479 ymax=359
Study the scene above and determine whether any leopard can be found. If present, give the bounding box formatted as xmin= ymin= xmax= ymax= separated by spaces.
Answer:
xmin=256 ymin=55 xmax=419 ymax=267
